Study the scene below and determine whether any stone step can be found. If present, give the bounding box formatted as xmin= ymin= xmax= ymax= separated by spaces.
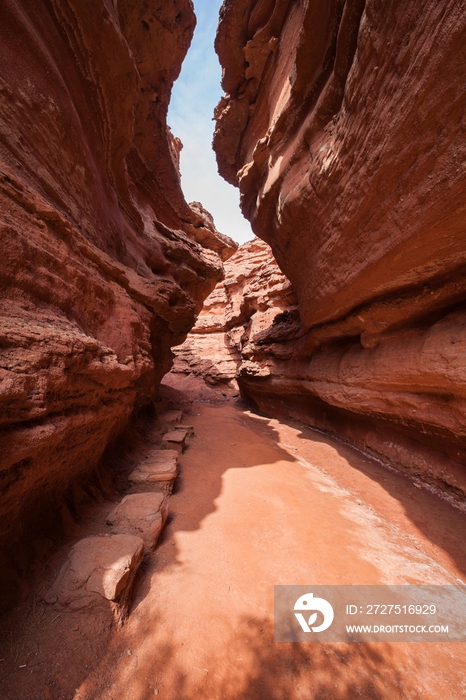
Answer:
xmin=175 ymin=424 xmax=194 ymax=437
xmin=106 ymin=493 xmax=168 ymax=555
xmin=159 ymin=409 xmax=183 ymax=425
xmin=162 ymin=429 xmax=188 ymax=453
xmin=44 ymin=534 xmax=144 ymax=622
xmin=128 ymin=449 xmax=178 ymax=494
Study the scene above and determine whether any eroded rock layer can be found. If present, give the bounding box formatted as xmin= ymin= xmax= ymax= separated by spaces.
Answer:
xmin=0 ymin=0 xmax=236 ymax=599
xmin=167 ymin=238 xmax=299 ymax=399
xmin=214 ymin=0 xmax=466 ymax=498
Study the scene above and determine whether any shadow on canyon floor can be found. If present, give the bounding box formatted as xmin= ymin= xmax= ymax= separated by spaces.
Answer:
xmin=2 ymin=397 xmax=466 ymax=699
xmin=0 ymin=399 xmax=300 ymax=699
xmin=129 ymin=401 xmax=299 ymax=606
xmin=78 ymin=615 xmax=418 ymax=700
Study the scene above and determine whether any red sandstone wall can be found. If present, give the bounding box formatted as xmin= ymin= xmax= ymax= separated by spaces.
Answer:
xmin=0 ymin=0 xmax=236 ymax=599
xmin=214 ymin=0 xmax=466 ymax=499
xmin=167 ymin=238 xmax=298 ymax=399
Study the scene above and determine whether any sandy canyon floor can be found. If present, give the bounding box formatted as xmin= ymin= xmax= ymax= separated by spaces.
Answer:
xmin=1 ymin=400 xmax=466 ymax=699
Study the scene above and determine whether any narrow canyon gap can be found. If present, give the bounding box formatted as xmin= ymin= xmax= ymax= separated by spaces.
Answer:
xmin=1 ymin=0 xmax=466 ymax=698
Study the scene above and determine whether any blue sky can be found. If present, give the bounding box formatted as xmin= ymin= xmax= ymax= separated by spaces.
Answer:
xmin=168 ymin=0 xmax=254 ymax=244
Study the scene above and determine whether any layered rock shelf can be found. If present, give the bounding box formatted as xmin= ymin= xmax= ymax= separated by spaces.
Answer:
xmin=167 ymin=237 xmax=299 ymax=398
xmin=43 ymin=407 xmax=187 ymax=628
xmin=0 ymin=0 xmax=236 ymax=603
xmin=213 ymin=0 xmax=466 ymax=499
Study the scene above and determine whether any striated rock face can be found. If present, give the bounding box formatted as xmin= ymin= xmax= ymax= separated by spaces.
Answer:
xmin=0 ymin=0 xmax=236 ymax=599
xmin=167 ymin=238 xmax=299 ymax=399
xmin=188 ymin=201 xmax=238 ymax=261
xmin=214 ymin=0 xmax=466 ymax=498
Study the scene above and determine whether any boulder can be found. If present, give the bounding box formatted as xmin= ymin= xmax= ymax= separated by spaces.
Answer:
xmin=159 ymin=410 xmax=183 ymax=426
xmin=106 ymin=494 xmax=168 ymax=554
xmin=45 ymin=534 xmax=144 ymax=621
xmin=162 ymin=430 xmax=188 ymax=454
xmin=175 ymin=424 xmax=195 ymax=437
xmin=128 ymin=449 xmax=179 ymax=494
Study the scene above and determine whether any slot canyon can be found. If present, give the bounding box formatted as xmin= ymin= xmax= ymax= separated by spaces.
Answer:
xmin=1 ymin=1 xmax=466 ymax=698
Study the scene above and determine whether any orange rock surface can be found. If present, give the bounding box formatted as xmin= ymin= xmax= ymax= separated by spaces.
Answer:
xmin=167 ymin=237 xmax=298 ymax=398
xmin=0 ymin=0 xmax=236 ymax=604
xmin=213 ymin=0 xmax=466 ymax=498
